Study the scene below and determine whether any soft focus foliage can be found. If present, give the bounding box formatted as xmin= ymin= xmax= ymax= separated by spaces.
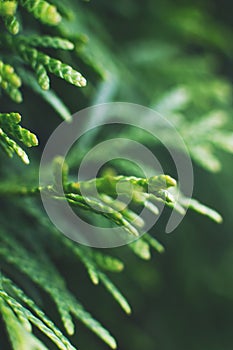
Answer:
xmin=0 ymin=0 xmax=232 ymax=350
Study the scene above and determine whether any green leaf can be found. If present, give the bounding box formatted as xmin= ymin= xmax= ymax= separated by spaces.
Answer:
xmin=0 ymin=233 xmax=117 ymax=349
xmin=181 ymin=197 xmax=223 ymax=223
xmin=2 ymin=276 xmax=76 ymax=350
xmin=0 ymin=296 xmax=49 ymax=350
xmin=19 ymin=0 xmax=62 ymax=25
xmin=143 ymin=234 xmax=165 ymax=254
xmin=129 ymin=239 xmax=151 ymax=260
xmin=98 ymin=272 xmax=131 ymax=315
xmin=0 ymin=112 xmax=38 ymax=164
xmin=92 ymin=251 xmax=124 ymax=273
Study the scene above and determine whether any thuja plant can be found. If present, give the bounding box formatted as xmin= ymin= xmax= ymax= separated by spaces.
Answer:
xmin=0 ymin=1 xmax=231 ymax=349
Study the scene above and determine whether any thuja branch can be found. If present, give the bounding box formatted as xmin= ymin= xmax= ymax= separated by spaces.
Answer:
xmin=0 ymin=174 xmax=176 ymax=198
xmin=0 ymin=160 xmax=222 ymax=239
xmin=0 ymin=112 xmax=38 ymax=164
xmin=0 ymin=34 xmax=87 ymax=90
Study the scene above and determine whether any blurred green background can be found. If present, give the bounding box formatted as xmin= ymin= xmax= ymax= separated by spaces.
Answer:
xmin=65 ymin=1 xmax=233 ymax=349
xmin=1 ymin=0 xmax=233 ymax=349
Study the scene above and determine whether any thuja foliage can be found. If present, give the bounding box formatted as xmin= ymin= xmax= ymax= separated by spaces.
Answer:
xmin=0 ymin=0 xmax=232 ymax=349
xmin=0 ymin=112 xmax=38 ymax=163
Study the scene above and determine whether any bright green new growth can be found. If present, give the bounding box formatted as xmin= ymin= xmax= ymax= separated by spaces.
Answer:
xmin=3 ymin=15 xmax=20 ymax=34
xmin=0 ymin=158 xmax=222 ymax=349
xmin=0 ymin=112 xmax=38 ymax=164
xmin=0 ymin=60 xmax=22 ymax=101
xmin=0 ymin=1 xmax=85 ymax=165
xmin=0 ymin=0 xmax=61 ymax=35
xmin=0 ymin=157 xmax=222 ymax=235
xmin=0 ymin=34 xmax=86 ymax=91
xmin=17 ymin=35 xmax=75 ymax=49
xmin=19 ymin=0 xmax=62 ymax=25
xmin=0 ymin=2 xmax=18 ymax=17
xmin=0 ymin=2 xmax=19 ymax=34
xmin=0 ymin=112 xmax=38 ymax=147
xmin=19 ymin=45 xmax=87 ymax=88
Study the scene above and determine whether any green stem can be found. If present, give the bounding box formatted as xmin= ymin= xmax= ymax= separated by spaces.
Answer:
xmin=0 ymin=184 xmax=52 ymax=196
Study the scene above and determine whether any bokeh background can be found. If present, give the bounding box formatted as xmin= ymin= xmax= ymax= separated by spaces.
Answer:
xmin=1 ymin=0 xmax=233 ymax=349
xmin=61 ymin=1 xmax=233 ymax=349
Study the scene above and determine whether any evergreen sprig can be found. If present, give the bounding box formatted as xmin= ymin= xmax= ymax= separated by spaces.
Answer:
xmin=0 ymin=160 xmax=222 ymax=349
xmin=19 ymin=0 xmax=62 ymax=25
xmin=0 ymin=112 xmax=38 ymax=164
xmin=0 ymin=275 xmax=76 ymax=350
xmin=0 ymin=60 xmax=22 ymax=102
xmin=0 ymin=157 xmax=222 ymax=231
xmin=19 ymin=45 xmax=87 ymax=88
xmin=3 ymin=14 xmax=20 ymax=35
xmin=0 ymin=34 xmax=87 ymax=90
xmin=0 ymin=0 xmax=62 ymax=33
xmin=0 ymin=232 xmax=118 ymax=349
xmin=16 ymin=35 xmax=74 ymax=49
xmin=0 ymin=1 xmax=19 ymax=35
